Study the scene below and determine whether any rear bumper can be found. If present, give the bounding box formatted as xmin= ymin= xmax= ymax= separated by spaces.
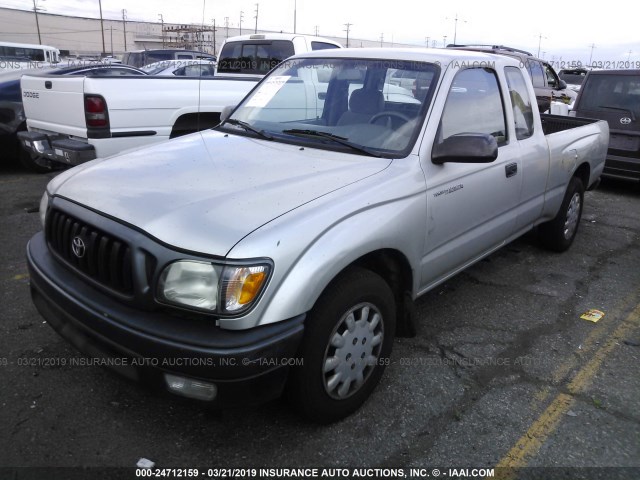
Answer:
xmin=603 ymin=152 xmax=640 ymax=181
xmin=27 ymin=232 xmax=305 ymax=406
xmin=17 ymin=130 xmax=96 ymax=166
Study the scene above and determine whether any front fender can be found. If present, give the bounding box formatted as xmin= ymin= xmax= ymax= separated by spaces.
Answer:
xmin=256 ymin=195 xmax=425 ymax=327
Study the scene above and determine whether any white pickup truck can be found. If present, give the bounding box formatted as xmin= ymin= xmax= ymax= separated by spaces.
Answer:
xmin=28 ymin=48 xmax=608 ymax=423
xmin=18 ymin=33 xmax=341 ymax=168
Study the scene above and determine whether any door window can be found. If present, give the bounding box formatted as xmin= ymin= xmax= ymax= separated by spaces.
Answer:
xmin=439 ymin=68 xmax=507 ymax=145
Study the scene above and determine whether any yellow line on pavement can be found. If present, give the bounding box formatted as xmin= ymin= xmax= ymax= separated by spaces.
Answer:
xmin=496 ymin=300 xmax=640 ymax=471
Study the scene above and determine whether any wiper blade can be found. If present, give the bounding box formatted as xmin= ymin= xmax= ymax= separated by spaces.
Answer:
xmin=224 ymin=119 xmax=274 ymax=140
xmin=597 ymin=106 xmax=636 ymax=121
xmin=281 ymin=129 xmax=382 ymax=157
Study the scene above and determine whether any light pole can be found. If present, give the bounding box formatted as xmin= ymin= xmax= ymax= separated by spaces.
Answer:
xmin=293 ymin=0 xmax=297 ymax=34
xmin=254 ymin=4 xmax=259 ymax=34
xmin=537 ymin=33 xmax=547 ymax=57
xmin=98 ymin=0 xmax=106 ymax=55
xmin=448 ymin=13 xmax=466 ymax=44
xmin=158 ymin=14 xmax=165 ymax=48
xmin=344 ymin=23 xmax=352 ymax=48
xmin=122 ymin=9 xmax=127 ymax=51
xmin=212 ymin=18 xmax=217 ymax=54
xmin=588 ymin=43 xmax=596 ymax=66
xmin=32 ymin=0 xmax=44 ymax=45
xmin=239 ymin=11 xmax=244 ymax=36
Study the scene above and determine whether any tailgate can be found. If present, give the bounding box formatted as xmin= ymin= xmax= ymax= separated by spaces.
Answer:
xmin=21 ymin=75 xmax=87 ymax=137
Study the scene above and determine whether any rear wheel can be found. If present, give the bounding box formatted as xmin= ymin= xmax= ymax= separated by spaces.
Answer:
xmin=287 ymin=267 xmax=396 ymax=423
xmin=538 ymin=176 xmax=584 ymax=252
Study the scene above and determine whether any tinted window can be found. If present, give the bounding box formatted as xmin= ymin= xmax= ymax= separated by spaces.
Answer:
xmin=77 ymin=67 xmax=144 ymax=76
xmin=505 ymin=67 xmax=535 ymax=140
xmin=217 ymin=40 xmax=295 ymax=74
xmin=311 ymin=42 xmax=339 ymax=51
xmin=440 ymin=68 xmax=506 ymax=144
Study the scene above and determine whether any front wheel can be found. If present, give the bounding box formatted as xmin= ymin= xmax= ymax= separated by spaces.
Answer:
xmin=538 ymin=176 xmax=584 ymax=252
xmin=287 ymin=267 xmax=396 ymax=423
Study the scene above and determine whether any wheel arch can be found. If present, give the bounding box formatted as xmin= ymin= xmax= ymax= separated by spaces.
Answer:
xmin=349 ymin=249 xmax=416 ymax=337
xmin=574 ymin=161 xmax=590 ymax=189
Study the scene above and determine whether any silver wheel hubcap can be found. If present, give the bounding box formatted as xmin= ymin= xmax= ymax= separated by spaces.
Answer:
xmin=563 ymin=193 xmax=581 ymax=240
xmin=323 ymin=302 xmax=384 ymax=400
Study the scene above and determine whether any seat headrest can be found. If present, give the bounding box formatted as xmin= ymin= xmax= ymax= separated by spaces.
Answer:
xmin=349 ymin=88 xmax=384 ymax=114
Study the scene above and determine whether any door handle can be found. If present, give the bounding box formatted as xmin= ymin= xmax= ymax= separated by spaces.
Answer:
xmin=505 ymin=163 xmax=518 ymax=178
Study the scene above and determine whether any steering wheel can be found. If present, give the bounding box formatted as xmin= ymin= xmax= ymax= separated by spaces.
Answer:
xmin=369 ymin=111 xmax=411 ymax=128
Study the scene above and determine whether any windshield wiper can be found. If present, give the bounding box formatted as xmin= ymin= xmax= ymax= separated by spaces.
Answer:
xmin=597 ymin=106 xmax=636 ymax=121
xmin=281 ymin=129 xmax=382 ymax=157
xmin=224 ymin=119 xmax=274 ymax=140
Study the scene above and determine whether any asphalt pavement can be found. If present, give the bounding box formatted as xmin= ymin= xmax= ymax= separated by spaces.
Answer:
xmin=0 ymin=158 xmax=638 ymax=480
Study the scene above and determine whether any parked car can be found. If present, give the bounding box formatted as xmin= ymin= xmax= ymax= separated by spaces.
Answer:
xmin=558 ymin=68 xmax=590 ymax=92
xmin=28 ymin=48 xmax=608 ymax=422
xmin=572 ymin=69 xmax=640 ymax=181
xmin=0 ymin=63 xmax=146 ymax=172
xmin=142 ymin=59 xmax=216 ymax=77
xmin=19 ymin=34 xmax=342 ymax=166
xmin=122 ymin=49 xmax=216 ymax=68
xmin=447 ymin=44 xmax=576 ymax=112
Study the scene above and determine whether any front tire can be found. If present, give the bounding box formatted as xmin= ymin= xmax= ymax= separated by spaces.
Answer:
xmin=287 ymin=267 xmax=396 ymax=423
xmin=538 ymin=176 xmax=584 ymax=252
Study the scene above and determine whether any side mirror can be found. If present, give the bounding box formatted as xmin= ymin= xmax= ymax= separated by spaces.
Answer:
xmin=431 ymin=133 xmax=498 ymax=165
xmin=558 ymin=79 xmax=568 ymax=90
xmin=220 ymin=105 xmax=234 ymax=123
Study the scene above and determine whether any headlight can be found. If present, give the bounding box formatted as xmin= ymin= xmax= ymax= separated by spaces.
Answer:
xmin=39 ymin=191 xmax=49 ymax=228
xmin=157 ymin=261 xmax=270 ymax=315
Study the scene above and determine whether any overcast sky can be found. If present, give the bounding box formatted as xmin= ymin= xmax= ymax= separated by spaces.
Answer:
xmin=1 ymin=0 xmax=637 ymax=64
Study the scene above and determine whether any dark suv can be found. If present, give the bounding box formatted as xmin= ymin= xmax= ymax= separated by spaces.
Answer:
xmin=573 ymin=69 xmax=640 ymax=181
xmin=447 ymin=45 xmax=576 ymax=112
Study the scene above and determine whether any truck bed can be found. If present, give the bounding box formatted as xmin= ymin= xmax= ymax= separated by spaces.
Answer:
xmin=540 ymin=113 xmax=601 ymax=135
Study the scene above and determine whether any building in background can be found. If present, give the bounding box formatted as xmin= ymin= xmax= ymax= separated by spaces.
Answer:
xmin=0 ymin=7 xmax=416 ymax=58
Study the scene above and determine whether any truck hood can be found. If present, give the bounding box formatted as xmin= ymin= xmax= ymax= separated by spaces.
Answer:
xmin=51 ymin=131 xmax=391 ymax=256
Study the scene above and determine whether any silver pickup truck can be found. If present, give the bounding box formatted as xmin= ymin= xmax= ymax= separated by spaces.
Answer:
xmin=27 ymin=48 xmax=608 ymax=423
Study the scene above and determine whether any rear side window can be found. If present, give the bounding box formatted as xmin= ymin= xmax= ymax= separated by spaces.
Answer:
xmin=504 ymin=67 xmax=535 ymax=140
xmin=217 ymin=40 xmax=295 ymax=74
xmin=439 ymin=68 xmax=507 ymax=145
xmin=311 ymin=42 xmax=339 ymax=51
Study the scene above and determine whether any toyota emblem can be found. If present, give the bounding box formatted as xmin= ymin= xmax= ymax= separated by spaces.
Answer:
xmin=620 ymin=117 xmax=632 ymax=125
xmin=72 ymin=237 xmax=86 ymax=258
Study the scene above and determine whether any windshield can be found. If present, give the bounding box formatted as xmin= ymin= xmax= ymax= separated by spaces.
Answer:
xmin=222 ymin=57 xmax=439 ymax=157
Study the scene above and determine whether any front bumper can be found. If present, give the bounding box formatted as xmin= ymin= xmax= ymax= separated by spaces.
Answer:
xmin=17 ymin=130 xmax=96 ymax=166
xmin=27 ymin=232 xmax=305 ymax=406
